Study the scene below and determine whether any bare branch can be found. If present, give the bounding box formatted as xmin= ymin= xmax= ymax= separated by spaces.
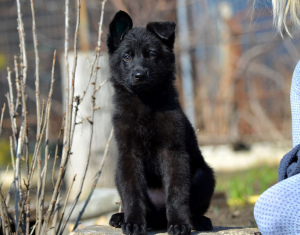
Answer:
xmin=50 ymin=193 xmax=61 ymax=235
xmin=63 ymin=1 xmax=108 ymax=231
xmin=14 ymin=56 xmax=21 ymax=112
xmin=73 ymin=128 xmax=114 ymax=230
xmin=30 ymin=0 xmax=41 ymax=137
xmin=16 ymin=0 xmax=28 ymax=84
xmin=97 ymin=0 xmax=107 ymax=51
xmin=41 ymin=0 xmax=81 ymax=232
xmin=52 ymin=124 xmax=63 ymax=187
xmin=56 ymin=174 xmax=76 ymax=234
xmin=9 ymin=137 xmax=15 ymax=174
xmin=0 ymin=104 xmax=5 ymax=137
xmin=37 ymin=50 xmax=56 ymax=235
xmin=0 ymin=190 xmax=12 ymax=235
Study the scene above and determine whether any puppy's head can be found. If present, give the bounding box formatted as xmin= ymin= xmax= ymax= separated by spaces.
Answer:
xmin=107 ymin=11 xmax=176 ymax=93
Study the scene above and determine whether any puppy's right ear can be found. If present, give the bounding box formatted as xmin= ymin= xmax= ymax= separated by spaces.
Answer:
xmin=107 ymin=11 xmax=133 ymax=54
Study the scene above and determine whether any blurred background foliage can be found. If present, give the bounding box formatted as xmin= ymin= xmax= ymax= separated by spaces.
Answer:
xmin=216 ymin=165 xmax=279 ymax=206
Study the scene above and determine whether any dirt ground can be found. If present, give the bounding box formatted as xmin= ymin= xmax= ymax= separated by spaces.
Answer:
xmin=206 ymin=193 xmax=257 ymax=228
xmin=207 ymin=204 xmax=257 ymax=228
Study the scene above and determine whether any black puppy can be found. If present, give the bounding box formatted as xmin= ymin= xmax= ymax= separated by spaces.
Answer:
xmin=107 ymin=11 xmax=215 ymax=235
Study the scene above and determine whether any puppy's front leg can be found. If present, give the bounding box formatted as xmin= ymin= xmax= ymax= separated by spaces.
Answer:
xmin=116 ymin=155 xmax=147 ymax=235
xmin=162 ymin=150 xmax=192 ymax=235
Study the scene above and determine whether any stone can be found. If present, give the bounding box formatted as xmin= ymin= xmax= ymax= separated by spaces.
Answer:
xmin=69 ymin=225 xmax=260 ymax=235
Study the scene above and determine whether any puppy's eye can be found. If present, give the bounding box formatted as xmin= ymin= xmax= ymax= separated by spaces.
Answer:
xmin=123 ymin=54 xmax=132 ymax=62
xmin=149 ymin=52 xmax=156 ymax=59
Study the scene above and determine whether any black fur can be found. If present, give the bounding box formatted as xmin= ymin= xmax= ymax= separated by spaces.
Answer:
xmin=107 ymin=11 xmax=215 ymax=235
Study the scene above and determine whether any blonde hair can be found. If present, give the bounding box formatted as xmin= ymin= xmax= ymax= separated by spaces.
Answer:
xmin=271 ymin=0 xmax=300 ymax=35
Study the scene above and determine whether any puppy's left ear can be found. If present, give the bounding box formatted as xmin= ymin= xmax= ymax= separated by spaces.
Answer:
xmin=107 ymin=11 xmax=133 ymax=54
xmin=147 ymin=22 xmax=176 ymax=49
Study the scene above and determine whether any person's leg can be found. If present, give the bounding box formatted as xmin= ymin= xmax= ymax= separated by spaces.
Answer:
xmin=291 ymin=61 xmax=300 ymax=147
xmin=254 ymin=61 xmax=300 ymax=234
xmin=254 ymin=173 xmax=300 ymax=235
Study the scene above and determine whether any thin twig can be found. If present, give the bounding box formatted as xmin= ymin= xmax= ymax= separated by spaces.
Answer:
xmin=80 ymin=0 xmax=107 ymax=102
xmin=36 ymin=50 xmax=56 ymax=235
xmin=30 ymin=0 xmax=41 ymax=137
xmin=97 ymin=0 xmax=107 ymax=51
xmin=0 ymin=203 xmax=5 ymax=235
xmin=5 ymin=181 xmax=14 ymax=209
xmin=36 ymin=130 xmax=42 ymax=234
xmin=49 ymin=193 xmax=61 ymax=235
xmin=7 ymin=68 xmax=14 ymax=112
xmin=56 ymin=174 xmax=76 ymax=234
xmin=16 ymin=0 xmax=29 ymax=182
xmin=40 ymin=0 xmax=81 ymax=233
xmin=16 ymin=0 xmax=27 ymax=84
xmin=0 ymin=190 xmax=12 ymax=235
xmin=14 ymin=123 xmax=24 ymax=233
xmin=73 ymin=128 xmax=114 ymax=230
xmin=24 ymin=100 xmax=46 ymax=235
xmin=14 ymin=56 xmax=21 ymax=112
xmin=62 ymin=0 xmax=70 ymax=162
xmin=63 ymin=1 xmax=108 ymax=232
xmin=16 ymin=26 xmax=29 ymax=231
xmin=69 ymin=96 xmax=80 ymax=149
xmin=0 ymin=104 xmax=5 ymax=137
xmin=9 ymin=137 xmax=15 ymax=175
xmin=6 ymin=68 xmax=17 ymax=149
xmin=52 ymin=123 xmax=64 ymax=187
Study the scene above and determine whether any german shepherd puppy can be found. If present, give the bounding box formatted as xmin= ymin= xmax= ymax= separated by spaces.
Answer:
xmin=107 ymin=11 xmax=215 ymax=235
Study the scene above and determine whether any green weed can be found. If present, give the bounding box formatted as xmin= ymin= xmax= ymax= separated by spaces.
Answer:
xmin=215 ymin=164 xmax=278 ymax=206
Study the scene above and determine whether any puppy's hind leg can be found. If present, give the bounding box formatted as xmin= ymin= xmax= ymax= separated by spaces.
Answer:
xmin=191 ymin=215 xmax=213 ymax=231
xmin=190 ymin=166 xmax=215 ymax=231
xmin=109 ymin=212 xmax=124 ymax=228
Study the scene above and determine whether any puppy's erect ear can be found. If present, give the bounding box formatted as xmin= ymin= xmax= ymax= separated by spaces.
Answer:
xmin=107 ymin=11 xmax=133 ymax=54
xmin=147 ymin=22 xmax=176 ymax=49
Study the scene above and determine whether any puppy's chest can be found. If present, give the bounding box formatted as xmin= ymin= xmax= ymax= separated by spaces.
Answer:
xmin=127 ymin=106 xmax=158 ymax=138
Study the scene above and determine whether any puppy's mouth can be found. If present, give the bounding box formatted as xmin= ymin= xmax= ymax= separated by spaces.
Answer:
xmin=129 ymin=80 xmax=156 ymax=92
xmin=128 ymin=76 xmax=148 ymax=85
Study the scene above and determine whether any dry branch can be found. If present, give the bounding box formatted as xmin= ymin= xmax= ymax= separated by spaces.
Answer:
xmin=0 ymin=104 xmax=5 ymax=137
xmin=73 ymin=128 xmax=114 ymax=230
xmin=14 ymin=56 xmax=21 ymax=112
xmin=40 ymin=0 xmax=81 ymax=233
xmin=50 ymin=193 xmax=61 ymax=235
xmin=56 ymin=174 xmax=76 ymax=234
xmin=16 ymin=0 xmax=27 ymax=84
xmin=6 ymin=69 xmax=17 ymax=149
xmin=66 ymin=1 xmax=108 ymax=231
xmin=52 ymin=125 xmax=64 ymax=187
xmin=0 ymin=191 xmax=12 ymax=235
xmin=1 ymin=0 xmax=109 ymax=233
xmin=36 ymin=50 xmax=57 ymax=235
xmin=30 ymin=0 xmax=41 ymax=137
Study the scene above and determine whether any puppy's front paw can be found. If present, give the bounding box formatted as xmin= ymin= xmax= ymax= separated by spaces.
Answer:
xmin=109 ymin=213 xmax=124 ymax=228
xmin=168 ymin=224 xmax=191 ymax=235
xmin=121 ymin=222 xmax=147 ymax=235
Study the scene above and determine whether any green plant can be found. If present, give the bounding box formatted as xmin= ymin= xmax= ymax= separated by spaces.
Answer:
xmin=215 ymin=164 xmax=278 ymax=206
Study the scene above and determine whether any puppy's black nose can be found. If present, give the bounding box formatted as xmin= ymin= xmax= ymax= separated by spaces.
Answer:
xmin=133 ymin=71 xmax=146 ymax=80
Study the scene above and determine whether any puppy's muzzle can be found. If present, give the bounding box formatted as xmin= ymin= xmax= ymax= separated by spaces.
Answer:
xmin=132 ymin=69 xmax=148 ymax=82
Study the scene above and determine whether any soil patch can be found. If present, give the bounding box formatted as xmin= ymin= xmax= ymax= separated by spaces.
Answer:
xmin=207 ymin=194 xmax=257 ymax=228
